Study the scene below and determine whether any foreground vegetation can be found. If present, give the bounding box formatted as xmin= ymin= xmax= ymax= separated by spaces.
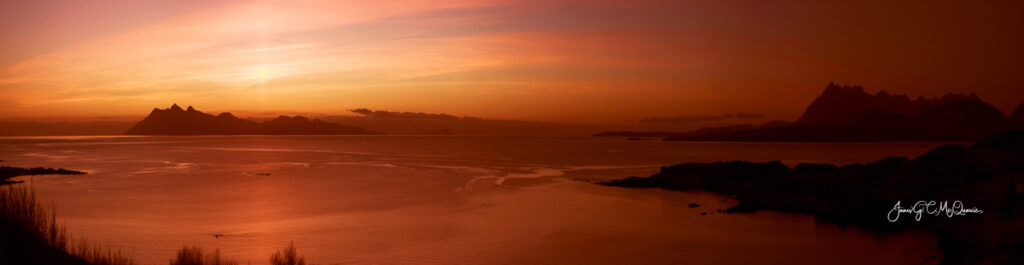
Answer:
xmin=1 ymin=183 xmax=310 ymax=265
xmin=0 ymin=183 xmax=134 ymax=265
xmin=169 ymin=247 xmax=237 ymax=265
xmin=1 ymin=162 xmax=311 ymax=265
xmin=169 ymin=243 xmax=306 ymax=265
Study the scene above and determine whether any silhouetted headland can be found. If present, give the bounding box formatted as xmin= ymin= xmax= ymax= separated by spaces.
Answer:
xmin=0 ymin=164 xmax=85 ymax=185
xmin=600 ymin=129 xmax=1024 ymax=264
xmin=125 ymin=104 xmax=382 ymax=135
xmin=595 ymin=83 xmax=1024 ymax=141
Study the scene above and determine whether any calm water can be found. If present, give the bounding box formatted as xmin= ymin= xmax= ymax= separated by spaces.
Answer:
xmin=0 ymin=136 xmax=948 ymax=264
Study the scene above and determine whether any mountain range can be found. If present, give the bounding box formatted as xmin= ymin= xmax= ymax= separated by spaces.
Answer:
xmin=596 ymin=83 xmax=1024 ymax=141
xmin=124 ymin=104 xmax=381 ymax=135
xmin=1 ymin=105 xmax=632 ymax=136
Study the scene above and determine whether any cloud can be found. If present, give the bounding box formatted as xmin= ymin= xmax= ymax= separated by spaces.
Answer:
xmin=349 ymin=108 xmax=461 ymax=120
xmin=2 ymin=0 xmax=1022 ymax=122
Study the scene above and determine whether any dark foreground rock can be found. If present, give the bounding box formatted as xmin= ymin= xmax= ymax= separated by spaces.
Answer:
xmin=601 ymin=130 xmax=1024 ymax=265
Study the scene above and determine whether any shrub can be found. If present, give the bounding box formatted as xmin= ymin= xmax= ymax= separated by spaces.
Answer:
xmin=169 ymin=246 xmax=238 ymax=265
xmin=270 ymin=242 xmax=306 ymax=265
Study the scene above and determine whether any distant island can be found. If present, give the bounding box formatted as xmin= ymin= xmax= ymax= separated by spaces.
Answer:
xmin=324 ymin=108 xmax=631 ymax=136
xmin=0 ymin=105 xmax=639 ymax=137
xmin=600 ymin=129 xmax=1024 ymax=264
xmin=595 ymin=83 xmax=1024 ymax=141
xmin=125 ymin=104 xmax=382 ymax=135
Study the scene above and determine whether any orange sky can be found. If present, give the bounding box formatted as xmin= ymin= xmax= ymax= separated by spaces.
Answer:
xmin=1 ymin=0 xmax=1022 ymax=124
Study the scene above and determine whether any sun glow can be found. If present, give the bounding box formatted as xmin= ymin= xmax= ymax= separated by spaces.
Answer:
xmin=255 ymin=65 xmax=270 ymax=82
xmin=0 ymin=1 xmax=1020 ymax=123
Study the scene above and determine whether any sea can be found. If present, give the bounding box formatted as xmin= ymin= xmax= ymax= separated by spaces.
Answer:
xmin=0 ymin=136 xmax=949 ymax=264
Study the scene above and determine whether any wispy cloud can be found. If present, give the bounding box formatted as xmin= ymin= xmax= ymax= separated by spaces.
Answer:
xmin=2 ymin=0 xmax=1022 ymax=123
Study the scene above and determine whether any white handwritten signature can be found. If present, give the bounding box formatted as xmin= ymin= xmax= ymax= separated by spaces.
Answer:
xmin=887 ymin=200 xmax=983 ymax=222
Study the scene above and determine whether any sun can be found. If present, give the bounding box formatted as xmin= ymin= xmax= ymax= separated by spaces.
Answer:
xmin=255 ymin=65 xmax=270 ymax=82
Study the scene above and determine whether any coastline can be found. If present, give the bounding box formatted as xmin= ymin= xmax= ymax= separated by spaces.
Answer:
xmin=0 ymin=163 xmax=86 ymax=184
xmin=2 ymin=136 xmax=1005 ymax=264
xmin=600 ymin=130 xmax=1024 ymax=264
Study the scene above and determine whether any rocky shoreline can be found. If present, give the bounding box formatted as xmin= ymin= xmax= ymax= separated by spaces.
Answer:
xmin=600 ymin=130 xmax=1024 ymax=264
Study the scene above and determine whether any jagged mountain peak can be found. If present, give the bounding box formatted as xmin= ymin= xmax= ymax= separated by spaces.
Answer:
xmin=125 ymin=104 xmax=381 ymax=135
xmin=796 ymin=82 xmax=989 ymax=126
xmin=821 ymin=83 xmax=866 ymax=95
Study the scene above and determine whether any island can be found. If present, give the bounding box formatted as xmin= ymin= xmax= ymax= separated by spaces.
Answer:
xmin=125 ymin=104 xmax=382 ymax=135
xmin=594 ymin=83 xmax=1024 ymax=142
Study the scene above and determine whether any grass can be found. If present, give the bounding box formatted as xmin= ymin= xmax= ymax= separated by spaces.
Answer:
xmin=70 ymin=239 xmax=136 ymax=265
xmin=0 ymin=183 xmax=135 ymax=265
xmin=169 ymin=246 xmax=239 ymax=265
xmin=270 ymin=242 xmax=306 ymax=265
xmin=1 ymin=168 xmax=312 ymax=265
xmin=168 ymin=242 xmax=307 ymax=265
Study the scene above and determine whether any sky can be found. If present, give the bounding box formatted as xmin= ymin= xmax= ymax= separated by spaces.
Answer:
xmin=1 ymin=0 xmax=1022 ymax=124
